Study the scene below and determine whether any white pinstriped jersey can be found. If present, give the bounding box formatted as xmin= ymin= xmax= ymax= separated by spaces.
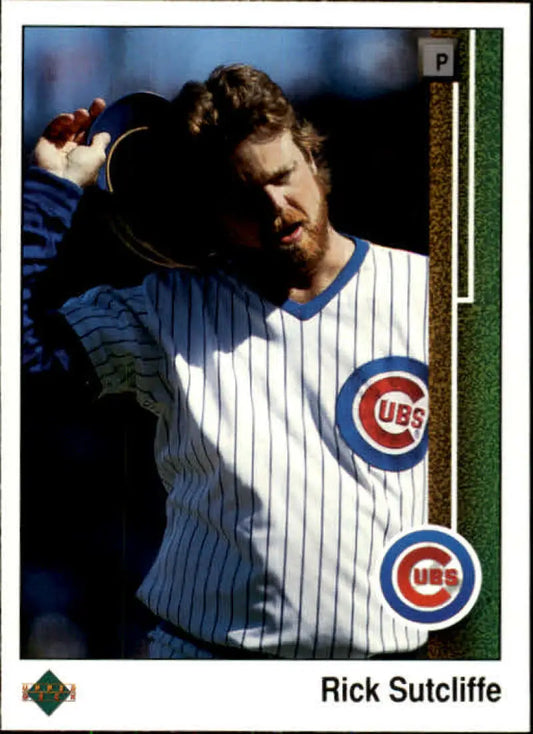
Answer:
xmin=60 ymin=237 xmax=429 ymax=658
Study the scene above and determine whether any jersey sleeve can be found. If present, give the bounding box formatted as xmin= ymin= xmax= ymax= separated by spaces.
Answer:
xmin=60 ymin=282 xmax=168 ymax=414
xmin=23 ymin=166 xmax=168 ymax=412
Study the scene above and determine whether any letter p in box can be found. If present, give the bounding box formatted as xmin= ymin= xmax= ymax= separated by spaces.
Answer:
xmin=419 ymin=38 xmax=456 ymax=78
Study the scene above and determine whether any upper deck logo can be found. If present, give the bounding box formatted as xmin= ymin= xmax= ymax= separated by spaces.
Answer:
xmin=378 ymin=526 xmax=482 ymax=629
xmin=22 ymin=669 xmax=76 ymax=716
xmin=336 ymin=356 xmax=428 ymax=470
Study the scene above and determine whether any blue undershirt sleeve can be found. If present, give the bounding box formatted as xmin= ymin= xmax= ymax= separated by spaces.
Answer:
xmin=22 ymin=166 xmax=102 ymax=399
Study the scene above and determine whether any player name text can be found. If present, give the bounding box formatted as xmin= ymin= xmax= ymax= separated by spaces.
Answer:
xmin=321 ymin=676 xmax=502 ymax=703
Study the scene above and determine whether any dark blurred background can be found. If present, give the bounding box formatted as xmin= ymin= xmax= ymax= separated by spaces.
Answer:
xmin=21 ymin=26 xmax=430 ymax=658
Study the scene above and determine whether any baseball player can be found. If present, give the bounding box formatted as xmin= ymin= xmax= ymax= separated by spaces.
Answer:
xmin=23 ymin=64 xmax=429 ymax=659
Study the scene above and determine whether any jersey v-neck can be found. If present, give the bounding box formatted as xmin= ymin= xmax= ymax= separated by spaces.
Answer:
xmin=280 ymin=236 xmax=370 ymax=320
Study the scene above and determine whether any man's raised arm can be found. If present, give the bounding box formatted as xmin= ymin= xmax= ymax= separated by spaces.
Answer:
xmin=22 ymin=99 xmax=110 ymax=391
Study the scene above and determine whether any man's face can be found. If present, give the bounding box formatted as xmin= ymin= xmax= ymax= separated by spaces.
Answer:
xmin=219 ymin=130 xmax=329 ymax=269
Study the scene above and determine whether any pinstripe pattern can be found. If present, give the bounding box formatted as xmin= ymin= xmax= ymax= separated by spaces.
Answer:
xmin=60 ymin=237 xmax=428 ymax=658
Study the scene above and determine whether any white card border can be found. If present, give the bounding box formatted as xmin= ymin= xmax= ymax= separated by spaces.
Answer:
xmin=1 ymin=2 xmax=530 ymax=731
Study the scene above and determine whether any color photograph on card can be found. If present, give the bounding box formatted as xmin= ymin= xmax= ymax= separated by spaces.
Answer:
xmin=20 ymin=24 xmax=432 ymax=663
xmin=16 ymin=22 xmax=501 ymax=664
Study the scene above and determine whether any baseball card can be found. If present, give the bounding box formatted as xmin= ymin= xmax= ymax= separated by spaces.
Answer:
xmin=0 ymin=1 xmax=529 ymax=732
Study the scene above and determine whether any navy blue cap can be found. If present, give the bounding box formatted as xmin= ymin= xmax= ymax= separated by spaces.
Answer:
xmin=86 ymin=91 xmax=171 ymax=191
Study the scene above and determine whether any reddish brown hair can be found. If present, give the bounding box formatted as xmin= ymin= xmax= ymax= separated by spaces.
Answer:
xmin=116 ymin=65 xmax=330 ymax=268
xmin=172 ymin=64 xmax=330 ymax=189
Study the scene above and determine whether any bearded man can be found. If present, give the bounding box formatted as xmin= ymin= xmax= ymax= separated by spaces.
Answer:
xmin=23 ymin=64 xmax=429 ymax=659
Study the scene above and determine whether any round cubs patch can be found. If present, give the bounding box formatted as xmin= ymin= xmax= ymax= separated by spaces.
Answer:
xmin=378 ymin=526 xmax=482 ymax=629
xmin=336 ymin=356 xmax=428 ymax=470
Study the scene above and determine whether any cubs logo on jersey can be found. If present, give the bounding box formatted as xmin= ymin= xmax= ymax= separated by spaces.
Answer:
xmin=336 ymin=356 xmax=428 ymax=470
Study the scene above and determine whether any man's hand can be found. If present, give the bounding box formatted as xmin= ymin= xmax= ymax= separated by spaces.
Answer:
xmin=33 ymin=98 xmax=111 ymax=188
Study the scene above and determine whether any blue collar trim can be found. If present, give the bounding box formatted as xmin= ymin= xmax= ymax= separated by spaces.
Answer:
xmin=281 ymin=236 xmax=369 ymax=320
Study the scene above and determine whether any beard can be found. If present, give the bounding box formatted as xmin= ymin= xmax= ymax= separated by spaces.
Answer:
xmin=257 ymin=189 xmax=330 ymax=283
xmin=268 ymin=197 xmax=328 ymax=268
xmin=226 ymin=192 xmax=331 ymax=304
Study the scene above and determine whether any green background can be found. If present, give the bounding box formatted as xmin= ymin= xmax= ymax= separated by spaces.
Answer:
xmin=448 ymin=29 xmax=502 ymax=659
